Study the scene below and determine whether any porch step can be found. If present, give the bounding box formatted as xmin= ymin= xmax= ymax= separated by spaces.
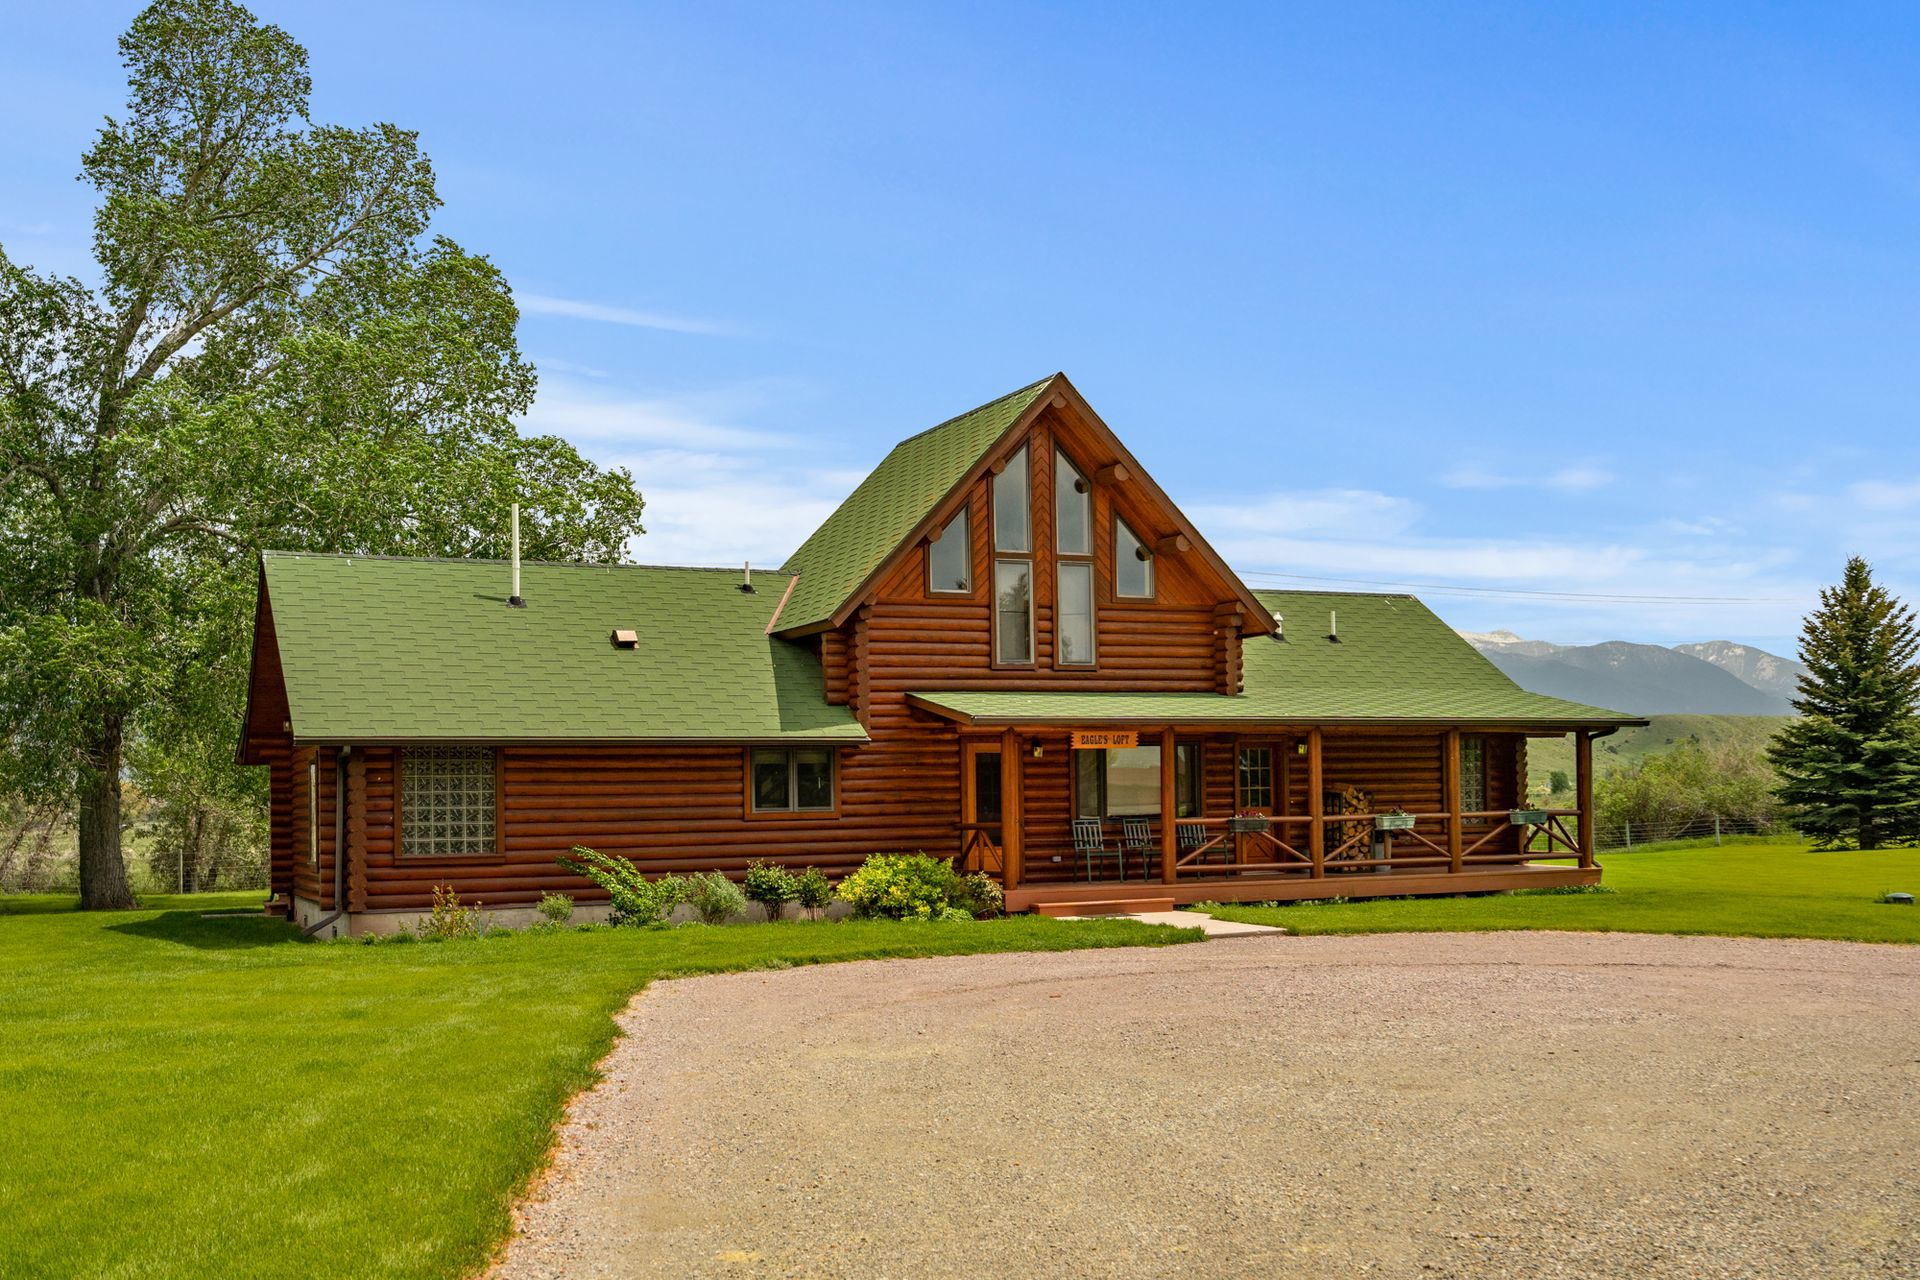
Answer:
xmin=1034 ymin=897 xmax=1175 ymax=918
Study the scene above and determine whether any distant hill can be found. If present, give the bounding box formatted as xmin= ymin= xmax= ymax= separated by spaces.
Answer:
xmin=1673 ymin=641 xmax=1807 ymax=703
xmin=1526 ymin=714 xmax=1791 ymax=787
xmin=1467 ymin=634 xmax=1793 ymax=716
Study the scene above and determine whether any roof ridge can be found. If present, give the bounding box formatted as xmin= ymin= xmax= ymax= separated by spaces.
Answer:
xmin=262 ymin=550 xmax=794 ymax=575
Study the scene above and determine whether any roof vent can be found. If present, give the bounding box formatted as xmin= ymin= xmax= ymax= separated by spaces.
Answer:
xmin=1327 ymin=609 xmax=1341 ymax=644
xmin=738 ymin=560 xmax=756 ymax=593
xmin=1272 ymin=613 xmax=1287 ymax=643
xmin=507 ymin=503 xmax=526 ymax=609
xmin=610 ymin=629 xmax=638 ymax=649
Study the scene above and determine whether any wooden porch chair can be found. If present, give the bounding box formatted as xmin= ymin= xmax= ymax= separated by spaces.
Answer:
xmin=1120 ymin=816 xmax=1155 ymax=881
xmin=1177 ymin=821 xmax=1224 ymax=865
xmin=1072 ymin=818 xmax=1122 ymax=883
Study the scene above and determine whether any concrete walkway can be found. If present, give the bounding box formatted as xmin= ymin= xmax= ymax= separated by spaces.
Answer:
xmin=1122 ymin=908 xmax=1285 ymax=937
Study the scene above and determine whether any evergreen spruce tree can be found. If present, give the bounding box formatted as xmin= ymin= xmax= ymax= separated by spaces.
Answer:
xmin=1767 ymin=557 xmax=1920 ymax=848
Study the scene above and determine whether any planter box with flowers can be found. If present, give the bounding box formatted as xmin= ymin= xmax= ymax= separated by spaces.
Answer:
xmin=1228 ymin=812 xmax=1271 ymax=834
xmin=1374 ymin=810 xmax=1417 ymax=832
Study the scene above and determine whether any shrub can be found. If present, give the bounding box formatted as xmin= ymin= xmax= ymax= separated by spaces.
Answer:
xmin=411 ymin=885 xmax=484 ymax=941
xmin=955 ymin=871 xmax=1004 ymax=918
xmin=935 ymin=906 xmax=975 ymax=923
xmin=556 ymin=846 xmax=688 ymax=927
xmin=742 ymin=860 xmax=799 ymax=920
xmin=835 ymin=852 xmax=965 ymax=920
xmin=536 ymin=892 xmax=575 ymax=926
xmin=687 ymin=871 xmax=747 ymax=925
xmin=795 ymin=866 xmax=833 ymax=913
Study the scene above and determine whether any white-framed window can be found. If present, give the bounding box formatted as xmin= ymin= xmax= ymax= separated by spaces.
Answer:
xmin=751 ymin=747 xmax=835 ymax=812
xmin=994 ymin=559 xmax=1034 ymax=665
xmin=1056 ymin=561 xmax=1094 ymax=666
xmin=993 ymin=444 xmax=1031 ymax=552
xmin=307 ymin=757 xmax=320 ymax=865
xmin=1461 ymin=735 xmax=1487 ymax=817
xmin=400 ymin=746 xmax=498 ymax=857
xmin=1075 ymin=743 xmax=1203 ymax=818
xmin=927 ymin=505 xmax=971 ymax=594
xmin=1115 ymin=517 xmax=1154 ymax=598
xmin=1055 ymin=450 xmax=1091 ymax=556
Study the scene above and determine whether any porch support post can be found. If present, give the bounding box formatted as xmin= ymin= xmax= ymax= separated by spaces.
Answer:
xmin=1160 ymin=727 xmax=1177 ymax=884
xmin=1001 ymin=728 xmax=1023 ymax=891
xmin=1575 ymin=730 xmax=1595 ymax=870
xmin=1444 ymin=728 xmax=1463 ymax=874
xmin=1307 ymin=727 xmax=1325 ymax=879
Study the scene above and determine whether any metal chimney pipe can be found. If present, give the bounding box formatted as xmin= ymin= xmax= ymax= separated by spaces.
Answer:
xmin=508 ymin=503 xmax=525 ymax=608
xmin=1329 ymin=609 xmax=1338 ymax=641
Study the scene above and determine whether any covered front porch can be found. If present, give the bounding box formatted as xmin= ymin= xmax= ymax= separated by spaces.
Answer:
xmin=917 ymin=701 xmax=1613 ymax=914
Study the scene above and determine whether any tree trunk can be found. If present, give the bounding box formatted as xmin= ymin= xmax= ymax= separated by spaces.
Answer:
xmin=77 ymin=716 xmax=135 ymax=909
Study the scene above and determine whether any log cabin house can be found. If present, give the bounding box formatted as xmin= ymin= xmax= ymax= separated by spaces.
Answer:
xmin=239 ymin=373 xmax=1643 ymax=935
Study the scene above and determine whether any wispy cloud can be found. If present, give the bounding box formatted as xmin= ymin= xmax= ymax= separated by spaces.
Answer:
xmin=516 ymin=291 xmax=727 ymax=336
xmin=1441 ymin=463 xmax=1614 ymax=492
xmin=521 ymin=379 xmax=788 ymax=451
xmin=1849 ymin=478 xmax=1920 ymax=511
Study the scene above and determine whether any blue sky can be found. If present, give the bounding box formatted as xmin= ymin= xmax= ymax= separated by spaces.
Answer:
xmin=7 ymin=2 xmax=1920 ymax=654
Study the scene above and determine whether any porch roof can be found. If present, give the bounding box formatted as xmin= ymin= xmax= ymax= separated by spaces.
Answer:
xmin=906 ymin=688 xmax=1636 ymax=730
xmin=911 ymin=588 xmax=1645 ymax=731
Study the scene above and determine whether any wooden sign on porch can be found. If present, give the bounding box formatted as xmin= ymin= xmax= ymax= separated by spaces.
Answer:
xmin=1071 ymin=730 xmax=1138 ymax=750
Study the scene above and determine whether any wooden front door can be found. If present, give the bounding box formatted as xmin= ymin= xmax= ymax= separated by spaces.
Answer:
xmin=960 ymin=740 xmax=1004 ymax=872
xmin=1235 ymin=739 xmax=1283 ymax=864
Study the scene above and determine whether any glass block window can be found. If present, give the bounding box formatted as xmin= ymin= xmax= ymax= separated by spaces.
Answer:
xmin=1461 ymin=735 xmax=1487 ymax=817
xmin=401 ymin=747 xmax=498 ymax=857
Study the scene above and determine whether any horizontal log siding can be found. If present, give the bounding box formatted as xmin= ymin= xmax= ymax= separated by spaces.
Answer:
xmin=289 ymin=746 xmax=339 ymax=908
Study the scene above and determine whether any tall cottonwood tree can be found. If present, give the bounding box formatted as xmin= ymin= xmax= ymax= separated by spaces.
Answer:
xmin=0 ymin=0 xmax=645 ymax=907
xmin=1768 ymin=558 xmax=1920 ymax=849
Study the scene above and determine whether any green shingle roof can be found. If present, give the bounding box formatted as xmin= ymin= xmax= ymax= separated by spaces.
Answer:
xmin=776 ymin=375 xmax=1057 ymax=632
xmin=262 ymin=552 xmax=866 ymax=743
xmin=909 ymin=590 xmax=1643 ymax=728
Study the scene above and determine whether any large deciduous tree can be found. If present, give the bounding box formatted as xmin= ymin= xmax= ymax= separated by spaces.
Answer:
xmin=1767 ymin=558 xmax=1920 ymax=849
xmin=0 ymin=0 xmax=645 ymax=907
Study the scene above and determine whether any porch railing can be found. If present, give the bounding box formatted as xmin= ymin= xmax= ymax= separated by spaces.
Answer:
xmin=959 ymin=823 xmax=1003 ymax=875
xmin=1079 ymin=808 xmax=1588 ymax=884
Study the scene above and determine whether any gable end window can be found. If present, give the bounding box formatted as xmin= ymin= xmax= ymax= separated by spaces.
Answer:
xmin=1115 ymin=517 xmax=1154 ymax=599
xmin=751 ymin=747 xmax=836 ymax=812
xmin=993 ymin=444 xmax=1031 ymax=553
xmin=927 ymin=505 xmax=971 ymax=594
xmin=994 ymin=559 xmax=1034 ymax=665
xmin=400 ymin=746 xmax=499 ymax=857
xmin=1055 ymin=450 xmax=1091 ymax=556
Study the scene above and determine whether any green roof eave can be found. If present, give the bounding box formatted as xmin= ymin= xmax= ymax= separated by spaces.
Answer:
xmin=907 ymin=690 xmax=1646 ymax=731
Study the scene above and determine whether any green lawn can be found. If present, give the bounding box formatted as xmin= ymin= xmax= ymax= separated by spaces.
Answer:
xmin=1203 ymin=839 xmax=1920 ymax=943
xmin=0 ymin=899 xmax=1198 ymax=1279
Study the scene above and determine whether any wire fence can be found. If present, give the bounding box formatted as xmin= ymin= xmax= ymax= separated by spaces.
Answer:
xmin=0 ymin=843 xmax=268 ymax=896
xmin=1586 ymin=814 xmax=1791 ymax=853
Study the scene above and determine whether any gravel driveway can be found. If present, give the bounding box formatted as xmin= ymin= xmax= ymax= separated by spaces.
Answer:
xmin=499 ymin=932 xmax=1920 ymax=1278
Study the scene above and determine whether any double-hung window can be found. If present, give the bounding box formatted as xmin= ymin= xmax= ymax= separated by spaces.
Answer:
xmin=1055 ymin=450 xmax=1095 ymax=666
xmin=993 ymin=444 xmax=1034 ymax=665
xmin=751 ymin=747 xmax=835 ymax=812
xmin=399 ymin=746 xmax=499 ymax=857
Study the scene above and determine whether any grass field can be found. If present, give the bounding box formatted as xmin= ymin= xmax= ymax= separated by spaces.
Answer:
xmin=0 ymin=900 xmax=1197 ymax=1279
xmin=1204 ymin=839 xmax=1920 ymax=943
xmin=1525 ymin=714 xmax=1791 ymax=790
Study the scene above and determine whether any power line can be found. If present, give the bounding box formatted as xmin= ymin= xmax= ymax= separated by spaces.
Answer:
xmin=1236 ymin=569 xmax=1794 ymax=605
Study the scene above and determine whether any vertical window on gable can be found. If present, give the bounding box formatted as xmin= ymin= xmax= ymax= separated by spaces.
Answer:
xmin=1056 ymin=562 xmax=1094 ymax=666
xmin=1115 ymin=517 xmax=1154 ymax=599
xmin=927 ymin=506 xmax=971 ymax=594
xmin=993 ymin=444 xmax=1031 ymax=552
xmin=994 ymin=560 xmax=1034 ymax=665
xmin=1055 ymin=450 xmax=1090 ymax=556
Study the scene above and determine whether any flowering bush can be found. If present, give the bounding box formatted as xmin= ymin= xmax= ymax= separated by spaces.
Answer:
xmin=834 ymin=853 xmax=968 ymax=920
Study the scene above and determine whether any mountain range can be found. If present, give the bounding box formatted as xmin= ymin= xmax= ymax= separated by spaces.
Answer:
xmin=1460 ymin=631 xmax=1807 ymax=716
